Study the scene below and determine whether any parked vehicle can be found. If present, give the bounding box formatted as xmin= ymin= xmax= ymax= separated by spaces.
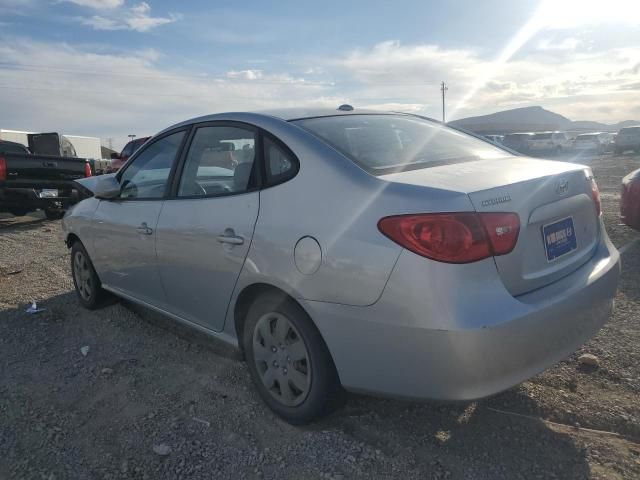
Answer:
xmin=614 ymin=126 xmax=640 ymax=154
xmin=528 ymin=131 xmax=572 ymax=153
xmin=483 ymin=134 xmax=504 ymax=145
xmin=63 ymin=108 xmax=620 ymax=424
xmin=502 ymin=133 xmax=533 ymax=153
xmin=621 ymin=168 xmax=640 ymax=231
xmin=106 ymin=136 xmax=150 ymax=173
xmin=0 ymin=134 xmax=92 ymax=219
xmin=573 ymin=132 xmax=612 ymax=154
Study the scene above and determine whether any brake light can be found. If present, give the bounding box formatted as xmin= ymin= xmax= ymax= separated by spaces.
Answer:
xmin=378 ymin=212 xmax=520 ymax=264
xmin=0 ymin=156 xmax=6 ymax=181
xmin=84 ymin=162 xmax=92 ymax=177
xmin=589 ymin=177 xmax=601 ymax=216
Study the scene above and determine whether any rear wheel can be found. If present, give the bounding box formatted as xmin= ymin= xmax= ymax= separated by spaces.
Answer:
xmin=243 ymin=292 xmax=343 ymax=424
xmin=71 ymin=241 xmax=108 ymax=310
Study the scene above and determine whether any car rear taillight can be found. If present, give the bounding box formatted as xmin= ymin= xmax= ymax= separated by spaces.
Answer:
xmin=0 ymin=156 xmax=6 ymax=181
xmin=589 ymin=177 xmax=601 ymax=216
xmin=378 ymin=212 xmax=520 ymax=264
xmin=84 ymin=162 xmax=92 ymax=177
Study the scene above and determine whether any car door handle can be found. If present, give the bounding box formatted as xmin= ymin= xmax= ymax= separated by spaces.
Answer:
xmin=216 ymin=230 xmax=244 ymax=245
xmin=136 ymin=222 xmax=153 ymax=235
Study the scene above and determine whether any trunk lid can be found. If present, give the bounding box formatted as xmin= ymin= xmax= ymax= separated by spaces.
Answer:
xmin=381 ymin=157 xmax=600 ymax=296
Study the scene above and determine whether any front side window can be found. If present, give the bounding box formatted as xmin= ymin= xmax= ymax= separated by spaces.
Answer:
xmin=293 ymin=115 xmax=509 ymax=175
xmin=178 ymin=126 xmax=256 ymax=197
xmin=119 ymin=130 xmax=185 ymax=199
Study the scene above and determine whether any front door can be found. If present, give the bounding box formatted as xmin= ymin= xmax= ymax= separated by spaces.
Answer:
xmin=91 ymin=130 xmax=187 ymax=306
xmin=155 ymin=124 xmax=260 ymax=331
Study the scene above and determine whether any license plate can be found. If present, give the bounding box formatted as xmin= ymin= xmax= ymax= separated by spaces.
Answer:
xmin=543 ymin=216 xmax=577 ymax=261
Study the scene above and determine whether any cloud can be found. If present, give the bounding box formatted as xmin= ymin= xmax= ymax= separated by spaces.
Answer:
xmin=332 ymin=40 xmax=640 ymax=122
xmin=77 ymin=2 xmax=179 ymax=32
xmin=537 ymin=37 xmax=580 ymax=51
xmin=0 ymin=39 xmax=335 ymax=149
xmin=64 ymin=0 xmax=123 ymax=8
xmin=226 ymin=69 xmax=264 ymax=80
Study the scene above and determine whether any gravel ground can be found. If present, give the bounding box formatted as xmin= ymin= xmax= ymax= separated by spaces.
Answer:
xmin=1 ymin=153 xmax=640 ymax=480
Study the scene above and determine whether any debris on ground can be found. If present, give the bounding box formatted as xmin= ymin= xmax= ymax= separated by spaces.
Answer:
xmin=80 ymin=346 xmax=90 ymax=357
xmin=152 ymin=444 xmax=172 ymax=456
xmin=578 ymin=353 xmax=600 ymax=367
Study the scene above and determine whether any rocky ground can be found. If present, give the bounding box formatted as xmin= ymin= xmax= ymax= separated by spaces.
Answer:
xmin=1 ymin=153 xmax=639 ymax=480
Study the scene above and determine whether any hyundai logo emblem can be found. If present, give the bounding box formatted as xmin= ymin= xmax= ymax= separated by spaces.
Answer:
xmin=556 ymin=180 xmax=569 ymax=195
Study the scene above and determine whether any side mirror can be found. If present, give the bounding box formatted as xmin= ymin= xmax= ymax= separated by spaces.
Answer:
xmin=110 ymin=152 xmax=120 ymax=160
xmin=94 ymin=175 xmax=121 ymax=200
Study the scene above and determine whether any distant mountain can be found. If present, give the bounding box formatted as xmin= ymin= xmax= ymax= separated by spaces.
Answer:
xmin=449 ymin=106 xmax=639 ymax=134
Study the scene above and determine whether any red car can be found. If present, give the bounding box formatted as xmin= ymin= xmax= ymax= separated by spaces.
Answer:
xmin=107 ymin=136 xmax=150 ymax=173
xmin=621 ymin=168 xmax=640 ymax=231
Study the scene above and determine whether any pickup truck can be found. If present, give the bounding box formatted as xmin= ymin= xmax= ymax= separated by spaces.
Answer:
xmin=0 ymin=134 xmax=92 ymax=219
xmin=106 ymin=136 xmax=150 ymax=173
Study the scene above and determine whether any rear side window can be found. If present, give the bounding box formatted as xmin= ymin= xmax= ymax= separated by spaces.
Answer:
xmin=178 ymin=126 xmax=257 ymax=197
xmin=292 ymin=115 xmax=508 ymax=175
xmin=264 ymin=137 xmax=297 ymax=184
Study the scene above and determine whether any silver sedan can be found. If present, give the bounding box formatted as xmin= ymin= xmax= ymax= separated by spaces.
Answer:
xmin=62 ymin=108 xmax=620 ymax=424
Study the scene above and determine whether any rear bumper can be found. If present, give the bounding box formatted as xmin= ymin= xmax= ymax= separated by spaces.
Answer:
xmin=306 ymin=225 xmax=620 ymax=400
xmin=0 ymin=187 xmax=78 ymax=212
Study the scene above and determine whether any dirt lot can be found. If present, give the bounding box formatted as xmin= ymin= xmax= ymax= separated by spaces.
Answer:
xmin=1 ymin=153 xmax=640 ymax=480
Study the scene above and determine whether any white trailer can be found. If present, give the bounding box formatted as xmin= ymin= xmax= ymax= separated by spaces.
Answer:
xmin=0 ymin=129 xmax=29 ymax=146
xmin=65 ymin=135 xmax=102 ymax=160
xmin=0 ymin=130 xmax=102 ymax=159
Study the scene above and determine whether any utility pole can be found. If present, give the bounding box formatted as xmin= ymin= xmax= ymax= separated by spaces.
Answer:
xmin=441 ymin=81 xmax=448 ymax=124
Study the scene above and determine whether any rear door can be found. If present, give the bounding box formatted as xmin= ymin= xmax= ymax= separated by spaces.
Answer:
xmin=91 ymin=129 xmax=187 ymax=305
xmin=155 ymin=123 xmax=260 ymax=331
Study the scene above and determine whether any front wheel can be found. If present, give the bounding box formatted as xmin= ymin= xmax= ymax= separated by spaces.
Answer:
xmin=243 ymin=293 xmax=343 ymax=424
xmin=45 ymin=209 xmax=64 ymax=220
xmin=71 ymin=241 xmax=108 ymax=310
xmin=9 ymin=208 xmax=29 ymax=217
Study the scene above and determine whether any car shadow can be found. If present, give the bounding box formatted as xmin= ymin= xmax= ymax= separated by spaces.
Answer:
xmin=0 ymin=211 xmax=50 ymax=232
xmin=1 ymin=292 xmax=591 ymax=479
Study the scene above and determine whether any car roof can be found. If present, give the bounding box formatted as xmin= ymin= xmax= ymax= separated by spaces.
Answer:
xmin=157 ymin=107 xmax=431 ymax=137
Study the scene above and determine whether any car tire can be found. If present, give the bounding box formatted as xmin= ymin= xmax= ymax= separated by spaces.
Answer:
xmin=70 ymin=241 xmax=108 ymax=310
xmin=9 ymin=208 xmax=29 ymax=217
xmin=243 ymin=292 xmax=344 ymax=424
xmin=45 ymin=209 xmax=64 ymax=220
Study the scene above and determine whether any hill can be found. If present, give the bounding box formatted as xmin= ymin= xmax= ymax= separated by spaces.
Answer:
xmin=449 ymin=106 xmax=638 ymax=134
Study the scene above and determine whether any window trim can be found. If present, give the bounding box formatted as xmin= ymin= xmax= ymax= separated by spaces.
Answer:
xmin=167 ymin=120 xmax=264 ymax=201
xmin=114 ymin=126 xmax=191 ymax=202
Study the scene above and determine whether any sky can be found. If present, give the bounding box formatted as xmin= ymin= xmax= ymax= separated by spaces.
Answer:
xmin=0 ymin=0 xmax=639 ymax=150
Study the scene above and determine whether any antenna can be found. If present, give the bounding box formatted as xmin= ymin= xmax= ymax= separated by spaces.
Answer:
xmin=441 ymin=81 xmax=448 ymax=123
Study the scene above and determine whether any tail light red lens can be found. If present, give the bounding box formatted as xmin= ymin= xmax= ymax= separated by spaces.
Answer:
xmin=84 ymin=162 xmax=92 ymax=177
xmin=0 ymin=156 xmax=6 ymax=181
xmin=589 ymin=177 xmax=601 ymax=216
xmin=378 ymin=212 xmax=520 ymax=264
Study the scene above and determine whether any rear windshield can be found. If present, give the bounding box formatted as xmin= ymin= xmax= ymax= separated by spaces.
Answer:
xmin=620 ymin=126 xmax=640 ymax=134
xmin=291 ymin=115 xmax=509 ymax=175
xmin=531 ymin=133 xmax=552 ymax=140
